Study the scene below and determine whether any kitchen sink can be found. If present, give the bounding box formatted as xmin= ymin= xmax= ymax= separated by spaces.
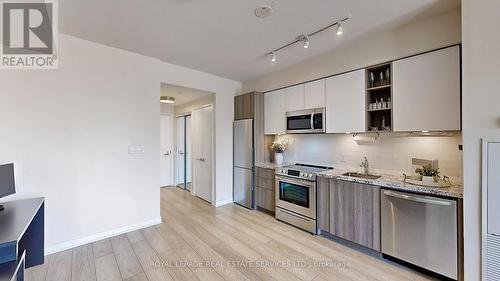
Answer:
xmin=342 ymin=172 xmax=381 ymax=180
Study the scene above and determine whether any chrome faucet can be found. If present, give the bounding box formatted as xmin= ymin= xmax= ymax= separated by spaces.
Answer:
xmin=360 ymin=156 xmax=369 ymax=175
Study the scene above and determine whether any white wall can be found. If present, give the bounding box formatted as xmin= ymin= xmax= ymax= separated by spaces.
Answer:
xmin=0 ymin=34 xmax=240 ymax=253
xmin=160 ymin=103 xmax=174 ymax=114
xmin=284 ymin=133 xmax=463 ymax=182
xmin=242 ymin=8 xmax=461 ymax=92
xmin=462 ymin=0 xmax=500 ymax=279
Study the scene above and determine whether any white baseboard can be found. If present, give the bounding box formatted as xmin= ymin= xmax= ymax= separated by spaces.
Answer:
xmin=215 ymin=198 xmax=233 ymax=207
xmin=44 ymin=217 xmax=162 ymax=255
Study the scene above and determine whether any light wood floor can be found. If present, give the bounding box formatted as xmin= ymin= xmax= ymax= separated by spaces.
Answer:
xmin=26 ymin=187 xmax=435 ymax=281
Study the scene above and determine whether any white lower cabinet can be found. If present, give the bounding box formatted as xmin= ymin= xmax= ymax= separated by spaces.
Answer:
xmin=264 ymin=89 xmax=286 ymax=135
xmin=393 ymin=46 xmax=461 ymax=132
xmin=325 ymin=70 xmax=366 ymax=133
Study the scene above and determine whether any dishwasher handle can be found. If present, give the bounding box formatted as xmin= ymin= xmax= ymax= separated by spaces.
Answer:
xmin=383 ymin=190 xmax=451 ymax=206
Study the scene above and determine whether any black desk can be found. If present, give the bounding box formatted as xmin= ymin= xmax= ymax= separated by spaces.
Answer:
xmin=0 ymin=198 xmax=45 ymax=281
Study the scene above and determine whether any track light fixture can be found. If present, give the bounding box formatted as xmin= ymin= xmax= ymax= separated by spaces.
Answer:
xmin=303 ymin=36 xmax=310 ymax=49
xmin=271 ymin=51 xmax=276 ymax=62
xmin=336 ymin=21 xmax=343 ymax=36
xmin=266 ymin=14 xmax=351 ymax=64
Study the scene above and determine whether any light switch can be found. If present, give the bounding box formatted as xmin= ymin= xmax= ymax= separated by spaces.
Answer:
xmin=128 ymin=145 xmax=145 ymax=154
xmin=339 ymin=153 xmax=346 ymax=163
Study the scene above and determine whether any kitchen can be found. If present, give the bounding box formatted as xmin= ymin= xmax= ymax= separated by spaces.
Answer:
xmin=234 ymin=44 xmax=463 ymax=280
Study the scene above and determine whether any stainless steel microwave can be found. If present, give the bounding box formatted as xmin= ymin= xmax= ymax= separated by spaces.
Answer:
xmin=286 ymin=108 xmax=325 ymax=134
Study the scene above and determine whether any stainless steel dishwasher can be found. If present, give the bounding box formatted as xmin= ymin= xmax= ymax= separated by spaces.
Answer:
xmin=381 ymin=189 xmax=458 ymax=280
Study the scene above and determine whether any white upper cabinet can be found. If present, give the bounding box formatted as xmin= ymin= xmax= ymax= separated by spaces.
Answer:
xmin=393 ymin=46 xmax=461 ymax=132
xmin=264 ymin=89 xmax=286 ymax=135
xmin=325 ymin=70 xmax=366 ymax=133
xmin=304 ymin=79 xmax=326 ymax=109
xmin=285 ymin=84 xmax=305 ymax=112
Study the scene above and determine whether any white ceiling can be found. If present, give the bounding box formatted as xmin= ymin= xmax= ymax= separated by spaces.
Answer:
xmin=60 ymin=0 xmax=459 ymax=82
xmin=161 ymin=83 xmax=213 ymax=106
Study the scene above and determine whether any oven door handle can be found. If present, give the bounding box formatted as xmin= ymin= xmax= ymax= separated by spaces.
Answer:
xmin=310 ymin=113 xmax=315 ymax=130
xmin=275 ymin=175 xmax=315 ymax=187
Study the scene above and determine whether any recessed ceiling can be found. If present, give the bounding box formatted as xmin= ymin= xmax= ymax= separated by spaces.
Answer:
xmin=161 ymin=83 xmax=213 ymax=107
xmin=60 ymin=0 xmax=460 ymax=82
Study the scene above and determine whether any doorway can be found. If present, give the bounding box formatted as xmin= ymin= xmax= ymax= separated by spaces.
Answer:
xmin=160 ymin=82 xmax=214 ymax=203
xmin=160 ymin=113 xmax=174 ymax=187
xmin=192 ymin=105 xmax=213 ymax=203
xmin=175 ymin=115 xmax=192 ymax=190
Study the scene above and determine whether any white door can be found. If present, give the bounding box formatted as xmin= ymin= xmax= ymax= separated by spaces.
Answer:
xmin=193 ymin=105 xmax=213 ymax=203
xmin=393 ymin=46 xmax=460 ymax=131
xmin=325 ymin=70 xmax=366 ymax=133
xmin=304 ymin=79 xmax=326 ymax=109
xmin=285 ymin=84 xmax=305 ymax=112
xmin=185 ymin=115 xmax=192 ymax=188
xmin=160 ymin=114 xmax=174 ymax=187
xmin=175 ymin=117 xmax=185 ymax=185
xmin=264 ymin=89 xmax=286 ymax=135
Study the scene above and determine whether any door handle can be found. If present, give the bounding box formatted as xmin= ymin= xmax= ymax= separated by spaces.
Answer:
xmin=164 ymin=150 xmax=171 ymax=156
xmin=196 ymin=158 xmax=205 ymax=162
xmin=383 ymin=190 xmax=451 ymax=206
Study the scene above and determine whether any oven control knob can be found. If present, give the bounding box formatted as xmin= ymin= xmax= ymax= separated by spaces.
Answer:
xmin=308 ymin=174 xmax=313 ymax=178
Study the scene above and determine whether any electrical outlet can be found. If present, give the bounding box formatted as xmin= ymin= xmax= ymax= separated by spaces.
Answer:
xmin=128 ymin=145 xmax=145 ymax=154
xmin=339 ymin=153 xmax=346 ymax=163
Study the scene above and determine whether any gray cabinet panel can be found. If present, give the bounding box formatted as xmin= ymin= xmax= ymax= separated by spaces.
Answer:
xmin=255 ymin=167 xmax=276 ymax=213
xmin=234 ymin=93 xmax=254 ymax=120
xmin=329 ymin=179 xmax=380 ymax=250
xmin=317 ymin=177 xmax=330 ymax=233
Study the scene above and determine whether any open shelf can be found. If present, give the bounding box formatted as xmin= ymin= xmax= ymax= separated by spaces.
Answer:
xmin=366 ymin=84 xmax=391 ymax=91
xmin=366 ymin=63 xmax=393 ymax=132
xmin=367 ymin=107 xmax=391 ymax=112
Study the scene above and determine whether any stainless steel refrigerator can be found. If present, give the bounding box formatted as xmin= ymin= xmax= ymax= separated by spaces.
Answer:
xmin=233 ymin=119 xmax=254 ymax=209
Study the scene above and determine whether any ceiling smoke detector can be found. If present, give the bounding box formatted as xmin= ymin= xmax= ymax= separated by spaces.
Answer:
xmin=254 ymin=5 xmax=273 ymax=19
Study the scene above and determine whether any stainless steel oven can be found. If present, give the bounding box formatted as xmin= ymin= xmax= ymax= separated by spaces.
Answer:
xmin=286 ymin=108 xmax=325 ymax=134
xmin=275 ymin=175 xmax=317 ymax=233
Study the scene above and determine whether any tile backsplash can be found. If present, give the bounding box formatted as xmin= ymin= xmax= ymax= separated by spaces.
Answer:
xmin=282 ymin=133 xmax=463 ymax=182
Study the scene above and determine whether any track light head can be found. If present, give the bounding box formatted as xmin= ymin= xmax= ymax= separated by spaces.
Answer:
xmin=271 ymin=52 xmax=276 ymax=62
xmin=336 ymin=21 xmax=343 ymax=36
xmin=303 ymin=36 xmax=310 ymax=49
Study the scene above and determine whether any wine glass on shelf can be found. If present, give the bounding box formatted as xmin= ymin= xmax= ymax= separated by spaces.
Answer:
xmin=369 ymin=72 xmax=375 ymax=88
xmin=385 ymin=68 xmax=390 ymax=85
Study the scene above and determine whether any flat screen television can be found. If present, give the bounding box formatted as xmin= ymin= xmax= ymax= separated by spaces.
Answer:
xmin=0 ymin=163 xmax=15 ymax=211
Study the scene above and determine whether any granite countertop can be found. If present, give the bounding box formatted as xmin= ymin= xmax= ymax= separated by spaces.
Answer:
xmin=255 ymin=162 xmax=292 ymax=169
xmin=318 ymin=168 xmax=463 ymax=199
